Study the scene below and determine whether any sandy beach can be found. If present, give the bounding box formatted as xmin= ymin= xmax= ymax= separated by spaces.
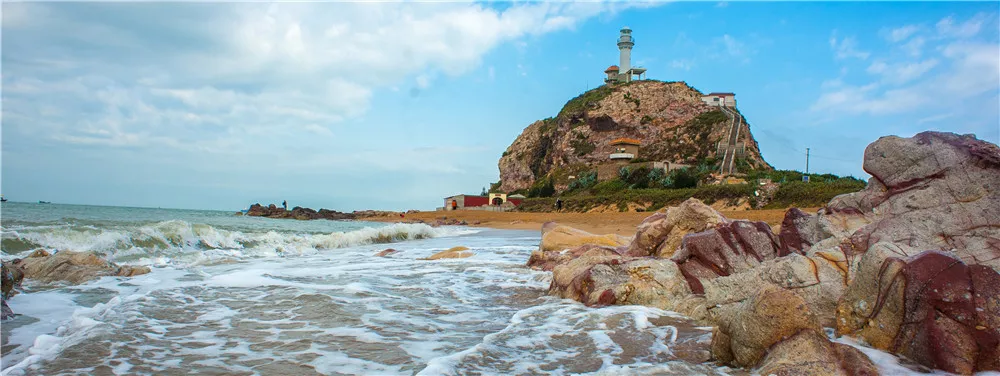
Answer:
xmin=362 ymin=207 xmax=818 ymax=236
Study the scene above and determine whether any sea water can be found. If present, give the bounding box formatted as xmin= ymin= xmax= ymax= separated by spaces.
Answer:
xmin=0 ymin=203 xmax=940 ymax=375
xmin=0 ymin=202 xmax=732 ymax=375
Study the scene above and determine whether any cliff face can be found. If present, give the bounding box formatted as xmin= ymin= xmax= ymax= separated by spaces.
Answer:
xmin=498 ymin=80 xmax=772 ymax=192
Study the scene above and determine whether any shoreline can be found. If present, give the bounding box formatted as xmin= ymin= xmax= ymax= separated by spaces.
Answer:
xmin=360 ymin=207 xmax=815 ymax=236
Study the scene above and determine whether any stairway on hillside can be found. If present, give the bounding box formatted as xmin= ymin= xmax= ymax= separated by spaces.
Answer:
xmin=717 ymin=106 xmax=744 ymax=175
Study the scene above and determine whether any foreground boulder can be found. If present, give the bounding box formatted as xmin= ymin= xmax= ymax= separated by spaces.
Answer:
xmin=835 ymin=131 xmax=1000 ymax=269
xmin=15 ymin=250 xmax=151 ymax=284
xmin=530 ymin=131 xmax=1000 ymax=375
xmin=538 ymin=222 xmax=630 ymax=253
xmin=549 ymin=253 xmax=691 ymax=309
xmin=2 ymin=261 xmax=25 ymax=320
xmin=527 ymin=243 xmax=621 ymax=271
xmin=837 ymin=243 xmax=1000 ymax=374
xmin=711 ymin=287 xmax=877 ymax=374
xmin=625 ymin=198 xmax=725 ymax=258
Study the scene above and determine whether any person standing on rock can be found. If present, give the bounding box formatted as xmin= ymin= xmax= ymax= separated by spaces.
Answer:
xmin=282 ymin=200 xmax=287 ymax=211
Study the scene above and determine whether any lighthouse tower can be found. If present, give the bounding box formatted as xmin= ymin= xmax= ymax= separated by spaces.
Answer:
xmin=604 ymin=27 xmax=646 ymax=84
xmin=618 ymin=27 xmax=634 ymax=76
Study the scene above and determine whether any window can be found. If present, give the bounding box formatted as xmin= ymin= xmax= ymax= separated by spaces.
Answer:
xmin=713 ymin=97 xmax=720 ymax=101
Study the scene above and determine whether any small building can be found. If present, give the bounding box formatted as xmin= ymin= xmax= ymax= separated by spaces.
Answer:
xmin=701 ymin=92 xmax=736 ymax=107
xmin=604 ymin=65 xmax=620 ymax=84
xmin=444 ymin=194 xmax=522 ymax=211
xmin=609 ymin=138 xmax=641 ymax=162
xmin=443 ymin=194 xmax=489 ymax=211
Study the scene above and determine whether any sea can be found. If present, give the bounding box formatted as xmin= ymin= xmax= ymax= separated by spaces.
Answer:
xmin=0 ymin=203 xmax=934 ymax=376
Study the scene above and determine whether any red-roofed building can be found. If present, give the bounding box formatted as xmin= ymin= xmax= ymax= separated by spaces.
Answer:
xmin=702 ymin=92 xmax=737 ymax=107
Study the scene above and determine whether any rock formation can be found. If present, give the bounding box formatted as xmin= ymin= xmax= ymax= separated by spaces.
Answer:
xmin=245 ymin=203 xmax=357 ymax=220
xmin=2 ymin=249 xmax=152 ymax=319
xmin=524 ymin=131 xmax=1000 ymax=374
xmin=497 ymin=80 xmax=773 ymax=193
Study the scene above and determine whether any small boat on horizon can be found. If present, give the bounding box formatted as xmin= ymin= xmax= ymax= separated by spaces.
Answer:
xmin=38 ymin=200 xmax=51 ymax=204
xmin=1 ymin=195 xmax=6 ymax=203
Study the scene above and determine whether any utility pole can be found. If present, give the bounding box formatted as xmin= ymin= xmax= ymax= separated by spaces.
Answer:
xmin=805 ymin=148 xmax=810 ymax=174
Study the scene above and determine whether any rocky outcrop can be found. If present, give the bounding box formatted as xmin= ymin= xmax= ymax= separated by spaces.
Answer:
xmin=2 ymin=249 xmax=151 ymax=319
xmin=836 ymin=243 xmax=1000 ymax=374
xmin=2 ymin=260 xmax=24 ymax=320
xmin=497 ymin=80 xmax=773 ymax=193
xmin=537 ymin=222 xmax=630 ymax=253
xmin=711 ymin=287 xmax=877 ymax=374
xmin=625 ymin=198 xmax=725 ymax=258
xmin=15 ymin=250 xmax=150 ymax=284
xmin=526 ymin=131 xmax=1000 ymax=374
xmin=245 ymin=203 xmax=356 ymax=220
xmin=836 ymin=131 xmax=1000 ymax=268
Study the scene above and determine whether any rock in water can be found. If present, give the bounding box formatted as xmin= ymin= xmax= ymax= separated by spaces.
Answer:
xmin=16 ymin=250 xmax=150 ymax=284
xmin=423 ymin=246 xmax=474 ymax=260
xmin=537 ymin=222 xmax=631 ymax=253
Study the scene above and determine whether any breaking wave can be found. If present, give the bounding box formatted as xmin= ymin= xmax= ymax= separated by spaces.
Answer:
xmin=1 ymin=220 xmax=476 ymax=266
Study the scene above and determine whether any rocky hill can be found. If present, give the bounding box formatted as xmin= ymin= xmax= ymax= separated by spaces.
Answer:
xmin=497 ymin=80 xmax=772 ymax=193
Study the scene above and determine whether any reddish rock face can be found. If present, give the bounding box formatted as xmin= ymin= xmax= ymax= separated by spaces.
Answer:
xmin=839 ymin=249 xmax=1000 ymax=374
xmin=670 ymin=220 xmax=781 ymax=294
xmin=778 ymin=208 xmax=815 ymax=256
xmin=891 ymin=251 xmax=1000 ymax=374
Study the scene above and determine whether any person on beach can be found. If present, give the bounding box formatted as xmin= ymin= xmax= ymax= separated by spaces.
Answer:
xmin=555 ymin=198 xmax=563 ymax=211
xmin=451 ymin=200 xmax=458 ymax=211
xmin=282 ymin=200 xmax=287 ymax=210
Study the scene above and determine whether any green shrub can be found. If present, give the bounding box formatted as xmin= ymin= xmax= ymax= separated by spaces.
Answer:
xmin=571 ymin=138 xmax=596 ymax=156
xmin=764 ymin=179 xmax=866 ymax=208
xmin=566 ymin=171 xmax=597 ymax=193
xmin=641 ymin=115 xmax=654 ymax=125
xmin=527 ymin=177 xmax=556 ymax=198
xmin=590 ymin=179 xmax=628 ymax=195
xmin=559 ymin=86 xmax=615 ymax=117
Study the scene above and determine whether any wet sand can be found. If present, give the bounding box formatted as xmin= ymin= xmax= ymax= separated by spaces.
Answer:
xmin=361 ymin=207 xmax=818 ymax=236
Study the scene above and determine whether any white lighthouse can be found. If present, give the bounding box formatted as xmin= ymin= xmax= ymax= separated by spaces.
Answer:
xmin=618 ymin=27 xmax=634 ymax=74
xmin=604 ymin=27 xmax=646 ymax=84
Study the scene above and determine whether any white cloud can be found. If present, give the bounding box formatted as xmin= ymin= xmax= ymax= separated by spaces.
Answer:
xmin=936 ymin=14 xmax=987 ymax=38
xmin=712 ymin=34 xmax=753 ymax=63
xmin=3 ymin=1 xmax=649 ymax=158
xmin=813 ymin=14 xmax=999 ymax=118
xmin=885 ymin=25 xmax=920 ymax=42
xmin=670 ymin=59 xmax=694 ymax=71
xmin=866 ymin=59 xmax=939 ymax=85
xmin=829 ymin=33 xmax=870 ymax=60
xmin=488 ymin=66 xmax=496 ymax=81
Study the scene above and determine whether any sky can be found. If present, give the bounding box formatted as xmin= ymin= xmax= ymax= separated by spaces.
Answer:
xmin=2 ymin=1 xmax=998 ymax=212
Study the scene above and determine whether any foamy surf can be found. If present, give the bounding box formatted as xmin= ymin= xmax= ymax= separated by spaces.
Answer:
xmin=2 ymin=218 xmax=478 ymax=267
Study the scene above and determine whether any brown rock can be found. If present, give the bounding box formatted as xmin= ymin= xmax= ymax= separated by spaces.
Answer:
xmin=711 ymin=286 xmax=821 ymax=368
xmin=670 ymin=220 xmax=781 ymax=294
xmin=538 ymin=222 xmax=630 ymax=253
xmin=15 ymin=250 xmax=150 ymax=284
xmin=497 ymin=81 xmax=773 ymax=193
xmin=625 ymin=198 xmax=726 ymax=258
xmin=422 ymin=246 xmax=474 ymax=260
xmin=756 ymin=330 xmax=879 ymax=376
xmin=836 ymin=243 xmax=1000 ymax=374
xmin=549 ymin=253 xmax=690 ymax=309
xmin=835 ymin=131 xmax=1000 ymax=269
xmin=375 ymin=248 xmax=399 ymax=257
xmin=526 ymin=243 xmax=621 ymax=271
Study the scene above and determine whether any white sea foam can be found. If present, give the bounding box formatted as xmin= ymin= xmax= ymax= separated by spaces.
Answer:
xmin=2 ymin=220 xmax=479 ymax=268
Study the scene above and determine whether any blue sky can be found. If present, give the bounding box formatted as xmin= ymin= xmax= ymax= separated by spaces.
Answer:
xmin=2 ymin=1 xmax=998 ymax=211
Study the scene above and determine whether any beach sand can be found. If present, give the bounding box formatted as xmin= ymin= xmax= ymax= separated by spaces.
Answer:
xmin=362 ymin=207 xmax=818 ymax=236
